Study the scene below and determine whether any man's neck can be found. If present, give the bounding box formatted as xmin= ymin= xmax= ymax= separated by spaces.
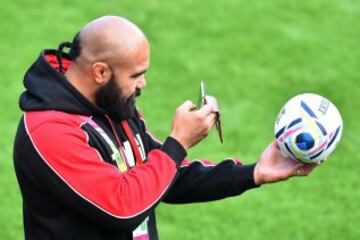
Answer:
xmin=65 ymin=65 xmax=97 ymax=104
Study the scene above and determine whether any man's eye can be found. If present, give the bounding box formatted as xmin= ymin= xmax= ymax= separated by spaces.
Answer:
xmin=134 ymin=73 xmax=146 ymax=80
xmin=131 ymin=70 xmax=147 ymax=79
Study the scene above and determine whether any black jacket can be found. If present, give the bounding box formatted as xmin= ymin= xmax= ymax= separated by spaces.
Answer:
xmin=14 ymin=49 xmax=258 ymax=240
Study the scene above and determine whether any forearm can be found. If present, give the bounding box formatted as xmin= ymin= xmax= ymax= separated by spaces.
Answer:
xmin=163 ymin=159 xmax=259 ymax=204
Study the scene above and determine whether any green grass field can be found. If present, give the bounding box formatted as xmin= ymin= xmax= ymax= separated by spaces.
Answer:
xmin=1 ymin=0 xmax=359 ymax=239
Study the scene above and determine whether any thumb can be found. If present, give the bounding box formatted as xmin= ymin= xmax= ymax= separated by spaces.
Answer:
xmin=272 ymin=140 xmax=279 ymax=149
xmin=178 ymin=100 xmax=196 ymax=111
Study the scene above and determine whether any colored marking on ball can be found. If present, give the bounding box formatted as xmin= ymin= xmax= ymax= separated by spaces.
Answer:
xmin=326 ymin=126 xmax=341 ymax=149
xmin=275 ymin=126 xmax=285 ymax=139
xmin=284 ymin=127 xmax=302 ymax=139
xmin=295 ymin=132 xmax=315 ymax=150
xmin=316 ymin=121 xmax=327 ymax=136
xmin=288 ymin=118 xmax=302 ymax=128
xmin=310 ymin=150 xmax=324 ymax=160
xmin=309 ymin=139 xmax=328 ymax=156
xmin=284 ymin=142 xmax=296 ymax=158
xmin=301 ymin=101 xmax=318 ymax=119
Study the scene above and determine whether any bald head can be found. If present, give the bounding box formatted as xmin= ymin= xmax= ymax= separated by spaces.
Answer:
xmin=76 ymin=16 xmax=148 ymax=66
xmin=64 ymin=16 xmax=150 ymax=104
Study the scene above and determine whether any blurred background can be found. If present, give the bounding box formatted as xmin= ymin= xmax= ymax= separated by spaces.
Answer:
xmin=1 ymin=0 xmax=359 ymax=239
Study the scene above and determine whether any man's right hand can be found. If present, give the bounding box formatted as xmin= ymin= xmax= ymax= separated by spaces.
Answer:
xmin=170 ymin=100 xmax=216 ymax=150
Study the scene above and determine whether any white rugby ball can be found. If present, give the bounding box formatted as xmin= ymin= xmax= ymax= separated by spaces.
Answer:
xmin=274 ymin=93 xmax=343 ymax=163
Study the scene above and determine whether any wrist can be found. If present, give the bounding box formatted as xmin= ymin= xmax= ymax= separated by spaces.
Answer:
xmin=161 ymin=137 xmax=187 ymax=166
xmin=253 ymin=163 xmax=263 ymax=186
xmin=169 ymin=133 xmax=189 ymax=150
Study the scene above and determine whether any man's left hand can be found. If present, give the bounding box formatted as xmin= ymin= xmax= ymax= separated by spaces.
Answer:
xmin=254 ymin=141 xmax=320 ymax=185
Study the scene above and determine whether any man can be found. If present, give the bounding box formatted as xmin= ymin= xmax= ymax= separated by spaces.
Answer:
xmin=13 ymin=16 xmax=317 ymax=240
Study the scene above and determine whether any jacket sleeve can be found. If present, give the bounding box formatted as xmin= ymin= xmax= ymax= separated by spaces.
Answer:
xmin=163 ymin=159 xmax=259 ymax=203
xmin=137 ymin=113 xmax=260 ymax=204
xmin=21 ymin=113 xmax=186 ymax=231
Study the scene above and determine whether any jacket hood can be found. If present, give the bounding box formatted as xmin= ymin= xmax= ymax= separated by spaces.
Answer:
xmin=19 ymin=49 xmax=105 ymax=116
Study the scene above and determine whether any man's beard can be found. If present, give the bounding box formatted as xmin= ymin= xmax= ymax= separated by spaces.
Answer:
xmin=95 ymin=74 xmax=140 ymax=121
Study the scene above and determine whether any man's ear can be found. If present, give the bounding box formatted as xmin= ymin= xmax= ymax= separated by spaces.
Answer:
xmin=91 ymin=62 xmax=112 ymax=85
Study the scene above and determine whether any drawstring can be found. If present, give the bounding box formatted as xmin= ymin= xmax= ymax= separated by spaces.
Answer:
xmin=121 ymin=120 xmax=143 ymax=166
xmin=104 ymin=115 xmax=143 ymax=167
xmin=104 ymin=115 xmax=131 ymax=169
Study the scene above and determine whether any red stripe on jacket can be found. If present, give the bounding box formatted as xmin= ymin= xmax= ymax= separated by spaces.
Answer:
xmin=24 ymin=111 xmax=178 ymax=218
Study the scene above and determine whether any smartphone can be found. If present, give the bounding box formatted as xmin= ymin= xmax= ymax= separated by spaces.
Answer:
xmin=198 ymin=81 xmax=223 ymax=143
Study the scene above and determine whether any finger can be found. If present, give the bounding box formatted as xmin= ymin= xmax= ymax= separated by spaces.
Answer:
xmin=197 ymin=104 xmax=214 ymax=116
xmin=179 ymin=100 xmax=196 ymax=111
xmin=292 ymin=162 xmax=306 ymax=177
xmin=294 ymin=162 xmax=319 ymax=177
xmin=204 ymin=96 xmax=219 ymax=112
xmin=204 ymin=113 xmax=216 ymax=128
xmin=300 ymin=163 xmax=319 ymax=175
xmin=320 ymin=158 xmax=327 ymax=164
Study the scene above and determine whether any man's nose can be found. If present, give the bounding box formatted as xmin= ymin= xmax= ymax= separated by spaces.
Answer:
xmin=136 ymin=77 xmax=146 ymax=89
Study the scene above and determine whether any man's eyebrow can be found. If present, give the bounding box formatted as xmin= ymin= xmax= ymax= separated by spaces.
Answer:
xmin=130 ymin=69 xmax=147 ymax=78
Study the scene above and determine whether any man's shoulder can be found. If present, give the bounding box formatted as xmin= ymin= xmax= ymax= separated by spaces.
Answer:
xmin=24 ymin=110 xmax=86 ymax=133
